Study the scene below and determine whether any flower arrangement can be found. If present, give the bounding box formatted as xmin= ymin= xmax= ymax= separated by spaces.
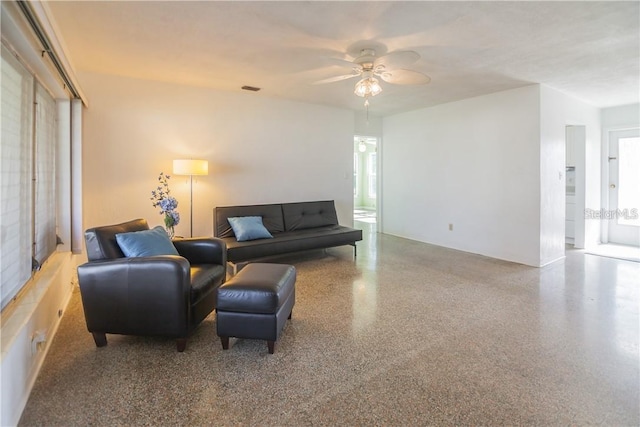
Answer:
xmin=150 ymin=172 xmax=180 ymax=237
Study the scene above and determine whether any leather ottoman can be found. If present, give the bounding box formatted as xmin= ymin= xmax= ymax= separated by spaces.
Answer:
xmin=215 ymin=263 xmax=296 ymax=354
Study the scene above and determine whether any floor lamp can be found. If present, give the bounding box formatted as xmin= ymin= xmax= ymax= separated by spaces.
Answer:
xmin=173 ymin=159 xmax=209 ymax=237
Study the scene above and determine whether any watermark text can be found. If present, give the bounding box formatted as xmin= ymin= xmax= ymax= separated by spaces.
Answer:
xmin=584 ymin=208 xmax=639 ymax=220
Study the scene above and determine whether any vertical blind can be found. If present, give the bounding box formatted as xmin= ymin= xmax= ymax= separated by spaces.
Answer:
xmin=1 ymin=44 xmax=57 ymax=310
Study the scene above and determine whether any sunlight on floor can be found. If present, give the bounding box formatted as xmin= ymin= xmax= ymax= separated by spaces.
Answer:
xmin=586 ymin=243 xmax=640 ymax=263
xmin=354 ymin=209 xmax=376 ymax=224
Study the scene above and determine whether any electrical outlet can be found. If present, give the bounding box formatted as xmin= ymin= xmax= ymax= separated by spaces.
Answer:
xmin=448 ymin=223 xmax=453 ymax=231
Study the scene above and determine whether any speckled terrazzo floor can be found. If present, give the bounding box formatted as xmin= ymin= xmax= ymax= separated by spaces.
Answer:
xmin=18 ymin=222 xmax=640 ymax=426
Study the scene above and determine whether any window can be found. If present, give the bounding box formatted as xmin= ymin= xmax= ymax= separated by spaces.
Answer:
xmin=1 ymin=45 xmax=58 ymax=310
xmin=34 ymin=84 xmax=57 ymax=263
xmin=367 ymin=152 xmax=377 ymax=199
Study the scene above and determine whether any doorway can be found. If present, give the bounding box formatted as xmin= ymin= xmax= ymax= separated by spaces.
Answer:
xmin=606 ymin=128 xmax=640 ymax=246
xmin=354 ymin=136 xmax=378 ymax=231
xmin=565 ymin=125 xmax=586 ymax=247
xmin=586 ymin=127 xmax=640 ymax=263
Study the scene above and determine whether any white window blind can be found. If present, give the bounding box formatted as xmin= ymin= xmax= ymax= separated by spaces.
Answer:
xmin=34 ymin=84 xmax=57 ymax=265
xmin=1 ymin=43 xmax=59 ymax=310
xmin=1 ymin=45 xmax=34 ymax=309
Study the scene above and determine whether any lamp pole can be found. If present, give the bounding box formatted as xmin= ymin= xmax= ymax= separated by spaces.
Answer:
xmin=189 ymin=174 xmax=194 ymax=237
xmin=173 ymin=159 xmax=208 ymax=238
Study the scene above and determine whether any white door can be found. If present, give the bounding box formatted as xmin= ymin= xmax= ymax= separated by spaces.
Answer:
xmin=608 ymin=129 xmax=640 ymax=246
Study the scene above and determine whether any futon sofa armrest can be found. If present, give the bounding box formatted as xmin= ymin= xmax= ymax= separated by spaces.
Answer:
xmin=77 ymin=256 xmax=192 ymax=337
xmin=172 ymin=237 xmax=227 ymax=266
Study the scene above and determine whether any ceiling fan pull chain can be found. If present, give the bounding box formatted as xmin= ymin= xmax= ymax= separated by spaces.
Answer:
xmin=365 ymin=96 xmax=370 ymax=123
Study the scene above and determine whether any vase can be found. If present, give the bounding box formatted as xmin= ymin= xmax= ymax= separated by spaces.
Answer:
xmin=164 ymin=212 xmax=176 ymax=238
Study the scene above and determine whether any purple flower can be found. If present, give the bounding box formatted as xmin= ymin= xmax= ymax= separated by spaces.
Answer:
xmin=170 ymin=211 xmax=180 ymax=226
xmin=159 ymin=197 xmax=178 ymax=213
xmin=151 ymin=172 xmax=180 ymax=230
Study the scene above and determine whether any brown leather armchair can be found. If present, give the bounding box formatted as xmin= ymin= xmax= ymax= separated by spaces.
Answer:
xmin=77 ymin=219 xmax=226 ymax=352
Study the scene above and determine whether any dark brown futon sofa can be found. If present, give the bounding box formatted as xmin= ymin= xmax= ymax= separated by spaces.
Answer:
xmin=214 ymin=200 xmax=362 ymax=269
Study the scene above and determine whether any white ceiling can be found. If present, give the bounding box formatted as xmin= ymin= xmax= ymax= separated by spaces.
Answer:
xmin=46 ymin=1 xmax=639 ymax=116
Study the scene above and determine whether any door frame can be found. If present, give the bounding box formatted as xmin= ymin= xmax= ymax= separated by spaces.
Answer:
xmin=602 ymin=126 xmax=640 ymax=245
xmin=565 ymin=125 xmax=587 ymax=248
xmin=353 ymin=134 xmax=382 ymax=232
xmin=602 ymin=125 xmax=639 ymax=244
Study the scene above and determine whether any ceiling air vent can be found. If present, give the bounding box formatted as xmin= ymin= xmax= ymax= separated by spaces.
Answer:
xmin=241 ymin=85 xmax=261 ymax=92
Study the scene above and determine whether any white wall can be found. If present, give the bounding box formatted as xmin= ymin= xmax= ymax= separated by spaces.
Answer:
xmin=602 ymin=103 xmax=640 ymax=129
xmin=382 ymin=85 xmax=542 ymax=266
xmin=355 ymin=111 xmax=382 ymax=138
xmin=79 ymin=71 xmax=355 ymax=236
xmin=540 ymin=86 xmax=601 ymax=254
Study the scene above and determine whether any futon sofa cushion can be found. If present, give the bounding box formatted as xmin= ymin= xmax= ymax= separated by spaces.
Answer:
xmin=215 ymin=204 xmax=284 ymax=238
xmin=282 ymin=200 xmax=339 ymax=230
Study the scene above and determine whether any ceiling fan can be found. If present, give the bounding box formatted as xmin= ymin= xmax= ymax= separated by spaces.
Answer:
xmin=314 ymin=48 xmax=431 ymax=106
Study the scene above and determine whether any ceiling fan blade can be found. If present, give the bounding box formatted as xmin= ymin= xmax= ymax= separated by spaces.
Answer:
xmin=378 ymin=69 xmax=431 ymax=85
xmin=312 ymin=73 xmax=360 ymax=85
xmin=326 ymin=57 xmax=359 ymax=69
xmin=375 ymin=50 xmax=420 ymax=69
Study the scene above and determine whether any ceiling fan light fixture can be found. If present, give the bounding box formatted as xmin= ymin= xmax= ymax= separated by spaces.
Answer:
xmin=354 ymin=77 xmax=382 ymax=98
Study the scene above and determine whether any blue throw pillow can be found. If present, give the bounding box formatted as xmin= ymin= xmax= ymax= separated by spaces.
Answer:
xmin=227 ymin=216 xmax=273 ymax=242
xmin=115 ymin=226 xmax=179 ymax=257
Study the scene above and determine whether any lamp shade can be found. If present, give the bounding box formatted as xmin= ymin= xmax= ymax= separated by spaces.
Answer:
xmin=173 ymin=159 xmax=208 ymax=176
